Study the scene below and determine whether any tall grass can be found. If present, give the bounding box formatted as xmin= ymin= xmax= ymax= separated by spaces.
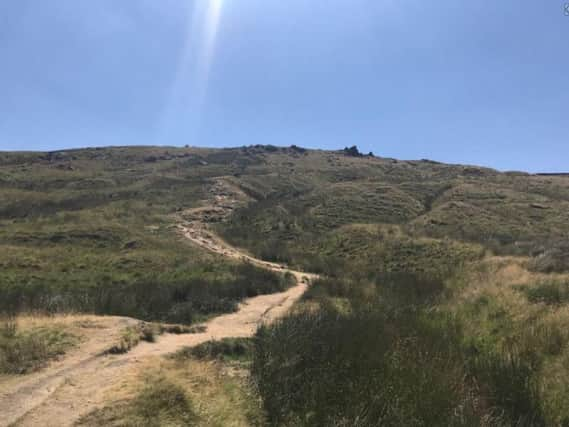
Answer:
xmin=251 ymin=274 xmax=546 ymax=426
xmin=0 ymin=263 xmax=294 ymax=324
xmin=0 ymin=318 xmax=77 ymax=374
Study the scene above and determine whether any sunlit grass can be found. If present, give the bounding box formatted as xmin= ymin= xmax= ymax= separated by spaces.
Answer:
xmin=78 ymin=355 xmax=263 ymax=427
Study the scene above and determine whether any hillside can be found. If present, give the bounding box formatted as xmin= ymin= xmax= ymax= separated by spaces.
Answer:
xmin=2 ymin=145 xmax=569 ymax=425
xmin=3 ymin=145 xmax=568 ymax=243
xmin=4 ymin=145 xmax=567 ymax=269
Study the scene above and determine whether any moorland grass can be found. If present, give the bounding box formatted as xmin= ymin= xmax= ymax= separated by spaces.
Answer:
xmin=522 ymin=280 xmax=569 ymax=305
xmin=252 ymin=273 xmax=547 ymax=426
xmin=0 ymin=146 xmax=293 ymax=323
xmin=78 ymin=357 xmax=264 ymax=427
xmin=0 ymin=317 xmax=77 ymax=374
xmin=4 ymin=146 xmax=569 ymax=425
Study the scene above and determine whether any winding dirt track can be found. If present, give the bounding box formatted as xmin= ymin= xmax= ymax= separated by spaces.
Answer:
xmin=0 ymin=219 xmax=316 ymax=426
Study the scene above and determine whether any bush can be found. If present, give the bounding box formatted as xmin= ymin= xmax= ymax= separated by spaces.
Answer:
xmin=523 ymin=281 xmax=569 ymax=305
xmin=252 ymin=305 xmax=476 ymax=426
xmin=252 ymin=275 xmax=546 ymax=426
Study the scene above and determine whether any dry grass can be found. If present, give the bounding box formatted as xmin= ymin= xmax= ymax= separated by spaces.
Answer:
xmin=104 ymin=322 xmax=204 ymax=355
xmin=104 ymin=325 xmax=148 ymax=355
xmin=9 ymin=313 xmax=108 ymax=332
xmin=0 ymin=314 xmax=89 ymax=375
xmin=79 ymin=355 xmax=263 ymax=427
xmin=446 ymin=257 xmax=569 ymax=425
xmin=448 ymin=256 xmax=569 ymax=323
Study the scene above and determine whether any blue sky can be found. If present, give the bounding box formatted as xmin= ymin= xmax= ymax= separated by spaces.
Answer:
xmin=0 ymin=1 xmax=567 ymax=172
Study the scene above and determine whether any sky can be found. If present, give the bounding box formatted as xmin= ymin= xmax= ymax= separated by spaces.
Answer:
xmin=0 ymin=1 xmax=567 ymax=172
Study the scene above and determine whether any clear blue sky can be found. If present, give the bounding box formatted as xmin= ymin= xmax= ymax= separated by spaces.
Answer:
xmin=1 ymin=1 xmax=567 ymax=172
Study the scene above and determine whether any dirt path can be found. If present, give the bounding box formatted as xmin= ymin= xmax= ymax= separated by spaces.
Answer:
xmin=1 ymin=180 xmax=317 ymax=427
xmin=180 ymin=224 xmax=316 ymax=282
xmin=0 ymin=316 xmax=139 ymax=427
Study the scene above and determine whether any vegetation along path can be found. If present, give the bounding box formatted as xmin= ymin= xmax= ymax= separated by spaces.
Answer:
xmin=0 ymin=182 xmax=318 ymax=427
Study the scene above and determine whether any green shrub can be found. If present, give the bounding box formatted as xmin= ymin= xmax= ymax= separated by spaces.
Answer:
xmin=523 ymin=281 xmax=569 ymax=305
xmin=252 ymin=275 xmax=546 ymax=426
xmin=252 ymin=305 xmax=476 ymax=426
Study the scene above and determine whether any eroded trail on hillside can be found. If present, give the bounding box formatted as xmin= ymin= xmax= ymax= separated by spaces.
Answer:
xmin=0 ymin=179 xmax=317 ymax=427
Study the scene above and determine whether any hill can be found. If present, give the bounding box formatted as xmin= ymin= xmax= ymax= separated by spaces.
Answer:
xmin=2 ymin=144 xmax=569 ymax=311
xmin=2 ymin=145 xmax=569 ymax=425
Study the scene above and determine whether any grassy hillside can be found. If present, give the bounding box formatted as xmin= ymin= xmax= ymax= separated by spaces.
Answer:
xmin=213 ymin=145 xmax=569 ymax=273
xmin=3 ymin=144 xmax=568 ymax=273
xmin=2 ymin=144 xmax=569 ymax=321
xmin=0 ymin=146 xmax=292 ymax=322
xmin=3 ymin=145 xmax=569 ymax=424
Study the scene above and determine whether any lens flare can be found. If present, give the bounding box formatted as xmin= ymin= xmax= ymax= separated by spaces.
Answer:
xmin=159 ymin=0 xmax=224 ymax=143
xmin=194 ymin=0 xmax=223 ymax=111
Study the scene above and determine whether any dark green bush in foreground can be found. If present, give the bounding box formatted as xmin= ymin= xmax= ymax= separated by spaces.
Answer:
xmin=252 ymin=276 xmax=545 ymax=426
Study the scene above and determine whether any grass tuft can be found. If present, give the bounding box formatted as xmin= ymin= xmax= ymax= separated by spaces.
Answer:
xmin=0 ymin=318 xmax=77 ymax=374
xmin=78 ymin=374 xmax=198 ymax=427
xmin=174 ymin=338 xmax=253 ymax=362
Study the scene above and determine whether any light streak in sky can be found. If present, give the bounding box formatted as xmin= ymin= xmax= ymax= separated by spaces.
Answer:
xmin=160 ymin=0 xmax=224 ymax=144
